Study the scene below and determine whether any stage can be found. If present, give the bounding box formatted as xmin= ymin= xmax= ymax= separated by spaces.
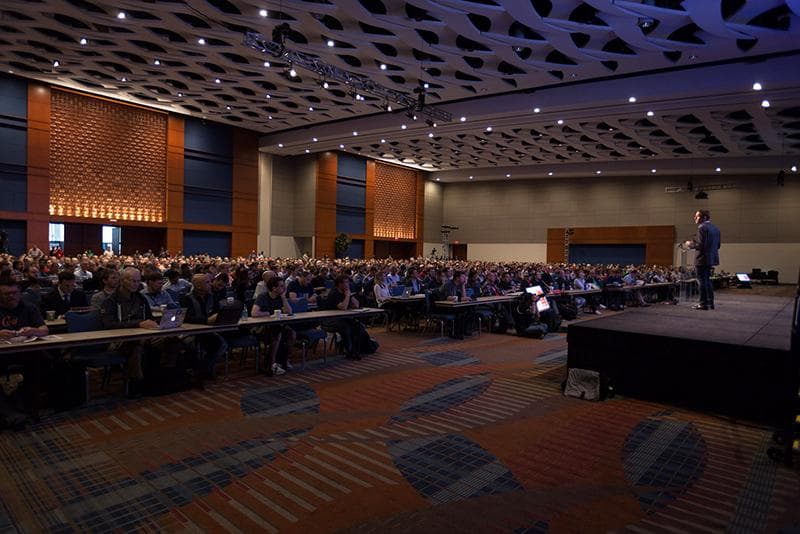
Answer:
xmin=567 ymin=293 xmax=797 ymax=426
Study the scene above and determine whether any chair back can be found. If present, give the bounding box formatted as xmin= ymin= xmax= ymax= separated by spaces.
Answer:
xmin=65 ymin=309 xmax=104 ymax=333
xmin=290 ymin=297 xmax=309 ymax=313
xmin=166 ymin=288 xmax=185 ymax=302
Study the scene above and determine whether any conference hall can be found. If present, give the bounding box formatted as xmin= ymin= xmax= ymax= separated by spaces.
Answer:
xmin=0 ymin=0 xmax=798 ymax=531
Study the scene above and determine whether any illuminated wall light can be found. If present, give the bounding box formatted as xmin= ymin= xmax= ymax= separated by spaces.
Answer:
xmin=339 ymin=144 xmax=345 ymax=149
xmin=401 ymin=124 xmax=407 ymax=130
xmin=548 ymin=172 xmax=554 ymax=176
xmin=52 ymin=60 xmax=60 ymax=68
xmin=485 ymin=126 xmax=492 ymax=132
xmin=506 ymin=173 xmax=511 ymax=178
xmin=790 ymin=165 xmax=797 ymax=172
xmin=428 ymin=132 xmax=434 ymax=138
xmin=214 ymin=78 xmax=221 ymax=84
xmin=715 ymin=167 xmax=721 ymax=172
xmin=352 ymin=131 xmax=358 ymax=136
xmin=305 ymin=149 xmax=310 ymax=153
xmin=308 ymin=106 xmax=314 ymax=111
xmin=651 ymin=169 xmax=657 ymax=173
xmin=154 ymin=59 xmax=160 ymax=65
xmin=322 ymin=81 xmax=329 ymax=89
xmin=312 ymin=137 xmax=318 ymax=142
xmin=289 ymin=68 xmax=297 ymax=77
xmin=277 ymin=143 xmax=284 ymax=148
xmin=596 ymin=170 xmax=602 ymax=174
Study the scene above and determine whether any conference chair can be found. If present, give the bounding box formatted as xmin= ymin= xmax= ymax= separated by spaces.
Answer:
xmin=423 ymin=290 xmax=455 ymax=338
xmin=289 ymin=298 xmax=328 ymax=368
xmin=65 ymin=310 xmax=128 ymax=400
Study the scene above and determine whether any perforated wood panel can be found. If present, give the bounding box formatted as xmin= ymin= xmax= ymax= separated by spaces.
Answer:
xmin=374 ymin=162 xmax=416 ymax=240
xmin=49 ymin=90 xmax=166 ymax=222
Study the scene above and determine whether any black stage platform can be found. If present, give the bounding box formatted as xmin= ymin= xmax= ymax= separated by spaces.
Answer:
xmin=567 ymin=294 xmax=797 ymax=426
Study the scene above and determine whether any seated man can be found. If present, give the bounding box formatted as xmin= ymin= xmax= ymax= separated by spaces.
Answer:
xmin=622 ymin=269 xmax=649 ymax=307
xmin=162 ymin=269 xmax=192 ymax=298
xmin=254 ymin=270 xmax=277 ymax=298
xmin=41 ymin=271 xmax=89 ymax=318
xmin=100 ymin=267 xmax=160 ymax=396
xmin=90 ymin=268 xmax=120 ymax=310
xmin=140 ymin=271 xmax=175 ymax=309
xmin=251 ymin=277 xmax=296 ymax=375
xmin=321 ymin=275 xmax=362 ymax=360
xmin=287 ymin=271 xmax=317 ymax=305
xmin=180 ymin=274 xmax=228 ymax=382
xmin=73 ymin=259 xmax=94 ymax=286
xmin=0 ymin=277 xmax=49 ymax=427
xmin=439 ymin=270 xmax=474 ymax=338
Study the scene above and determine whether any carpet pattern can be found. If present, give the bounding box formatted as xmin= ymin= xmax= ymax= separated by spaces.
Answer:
xmin=0 ymin=328 xmax=798 ymax=533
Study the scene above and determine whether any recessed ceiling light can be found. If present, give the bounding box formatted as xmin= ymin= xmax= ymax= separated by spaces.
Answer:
xmin=177 ymin=92 xmax=183 ymax=97
xmin=352 ymin=131 xmax=358 ymax=136
xmin=339 ymin=144 xmax=345 ymax=149
xmin=761 ymin=99 xmax=770 ymax=108
xmin=117 ymin=11 xmax=126 ymax=19
xmin=460 ymin=116 xmax=466 ymax=122
xmin=485 ymin=126 xmax=492 ymax=132
xmin=752 ymin=82 xmax=762 ymax=91
xmin=596 ymin=170 xmax=602 ymax=174
xmin=533 ymin=107 xmax=540 ymax=113
xmin=469 ymin=175 xmax=473 ymax=179
xmin=263 ymin=61 xmax=270 ymax=68
xmin=154 ymin=59 xmax=160 ymax=65
xmin=791 ymin=165 xmax=797 ymax=172
xmin=79 ymin=38 xmax=87 ymax=45
xmin=197 ymin=38 xmax=206 ymax=45
xmin=651 ymin=169 xmax=657 ymax=173
xmin=322 ymin=81 xmax=329 ymax=89
xmin=214 ymin=78 xmax=221 ymax=84
xmin=52 ymin=60 xmax=60 ymax=68
xmin=380 ymin=139 xmax=385 ymax=143
xmin=289 ymin=68 xmax=297 ymax=77
xmin=327 ymin=39 xmax=335 ymax=47
xmin=557 ymin=119 xmax=564 ymax=125
xmin=715 ymin=167 xmax=721 ymax=172
xmin=305 ymin=149 xmax=310 ymax=153
xmin=120 ymin=76 xmax=127 ymax=82
xmin=226 ymin=105 xmax=231 ymax=110
xmin=506 ymin=173 xmax=511 ymax=178
xmin=259 ymin=9 xmax=268 ymax=17
xmin=423 ymin=83 xmax=429 ymax=89
xmin=265 ymin=94 xmax=271 ymax=99
xmin=380 ymin=63 xmax=387 ymax=70
xmin=277 ymin=143 xmax=284 ymax=148
xmin=628 ymin=96 xmax=636 ymax=103
xmin=308 ymin=107 xmax=314 ymax=111
xmin=547 ymin=172 xmax=553 ymax=176
xmin=436 ymin=178 xmax=440 ymax=181
xmin=428 ymin=132 xmax=434 ymax=138
xmin=646 ymin=110 xmax=654 ymax=117
xmin=312 ymin=137 xmax=318 ymax=142
xmin=267 ymin=115 xmax=272 ymax=119
xmin=401 ymin=124 xmax=407 ymax=130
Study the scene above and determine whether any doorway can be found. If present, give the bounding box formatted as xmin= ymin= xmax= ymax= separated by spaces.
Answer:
xmin=451 ymin=243 xmax=468 ymax=260
xmin=102 ymin=225 xmax=121 ymax=255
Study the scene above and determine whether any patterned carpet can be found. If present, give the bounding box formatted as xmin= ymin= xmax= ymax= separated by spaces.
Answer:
xmin=1 ymin=324 xmax=798 ymax=533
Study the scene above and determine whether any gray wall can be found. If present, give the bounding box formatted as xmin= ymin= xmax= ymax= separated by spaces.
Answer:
xmin=424 ymin=181 xmax=443 ymax=243
xmin=271 ymin=154 xmax=316 ymax=237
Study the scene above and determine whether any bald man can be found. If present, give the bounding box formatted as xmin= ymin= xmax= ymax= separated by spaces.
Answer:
xmin=180 ymin=273 xmax=228 ymax=383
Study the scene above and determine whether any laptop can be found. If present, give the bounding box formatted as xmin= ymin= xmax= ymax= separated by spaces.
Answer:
xmin=215 ymin=306 xmax=244 ymax=325
xmin=526 ymin=285 xmax=544 ymax=297
xmin=735 ymin=273 xmax=751 ymax=282
xmin=158 ymin=307 xmax=186 ymax=329
xmin=535 ymin=298 xmax=550 ymax=313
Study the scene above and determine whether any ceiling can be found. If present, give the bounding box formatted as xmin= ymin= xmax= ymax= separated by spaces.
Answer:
xmin=2 ymin=0 xmax=799 ymax=180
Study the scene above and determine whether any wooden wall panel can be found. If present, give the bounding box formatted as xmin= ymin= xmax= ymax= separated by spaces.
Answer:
xmin=166 ymin=115 xmax=184 ymax=254
xmin=547 ymin=225 xmax=675 ymax=266
xmin=231 ymin=127 xmax=258 ymax=257
xmin=364 ymin=159 xmax=375 ymax=258
xmin=26 ymin=83 xmax=50 ymax=249
xmin=415 ymin=171 xmax=424 ymax=256
xmin=314 ymin=152 xmax=337 ymax=258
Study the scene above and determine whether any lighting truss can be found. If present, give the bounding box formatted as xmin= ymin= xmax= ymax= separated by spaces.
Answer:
xmin=244 ymin=31 xmax=452 ymax=123
xmin=664 ymin=183 xmax=738 ymax=193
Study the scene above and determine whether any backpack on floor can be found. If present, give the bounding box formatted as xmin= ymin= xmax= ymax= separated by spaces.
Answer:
xmin=559 ymin=303 xmax=578 ymax=321
xmin=356 ymin=322 xmax=379 ymax=354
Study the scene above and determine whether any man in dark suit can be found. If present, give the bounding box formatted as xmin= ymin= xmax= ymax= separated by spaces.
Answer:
xmin=40 ymin=271 xmax=88 ymax=318
xmin=685 ymin=209 xmax=721 ymax=310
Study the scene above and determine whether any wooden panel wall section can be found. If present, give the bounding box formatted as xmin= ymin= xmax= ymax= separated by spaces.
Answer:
xmin=314 ymin=152 xmax=337 ymax=258
xmin=363 ymin=159 xmax=375 ymax=258
xmin=26 ymin=83 xmax=50 ymax=249
xmin=547 ymin=225 xmax=675 ymax=266
xmin=231 ymin=127 xmax=258 ymax=257
xmin=165 ymin=115 xmax=183 ymax=254
xmin=415 ymin=170 xmax=424 ymax=256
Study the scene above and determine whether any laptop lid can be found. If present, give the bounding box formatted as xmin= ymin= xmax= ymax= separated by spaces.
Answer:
xmin=159 ymin=307 xmax=186 ymax=329
xmin=215 ymin=306 xmax=243 ymax=325
xmin=526 ymin=285 xmax=544 ymax=296
xmin=535 ymin=298 xmax=550 ymax=313
xmin=735 ymin=273 xmax=750 ymax=282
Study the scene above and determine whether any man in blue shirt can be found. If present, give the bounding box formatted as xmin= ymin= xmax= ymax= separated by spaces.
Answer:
xmin=686 ymin=209 xmax=721 ymax=310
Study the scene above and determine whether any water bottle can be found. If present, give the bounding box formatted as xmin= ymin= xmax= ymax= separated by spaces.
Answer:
xmin=241 ymin=305 xmax=248 ymax=321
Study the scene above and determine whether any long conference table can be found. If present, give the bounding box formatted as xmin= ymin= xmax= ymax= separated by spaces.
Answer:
xmin=0 ymin=307 xmax=385 ymax=418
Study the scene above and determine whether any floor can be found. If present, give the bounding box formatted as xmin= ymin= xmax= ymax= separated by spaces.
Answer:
xmin=0 ymin=299 xmax=798 ymax=533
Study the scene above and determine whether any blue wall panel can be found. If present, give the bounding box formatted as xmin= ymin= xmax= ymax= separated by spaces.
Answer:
xmin=184 ymin=157 xmax=232 ymax=191
xmin=345 ymin=239 xmax=364 ymax=259
xmin=569 ymin=244 xmax=646 ymax=265
xmin=0 ymin=164 xmax=26 ymax=212
xmin=0 ymin=124 xmax=26 ymax=165
xmin=0 ymin=220 xmax=26 ymax=256
xmin=336 ymin=210 xmax=365 ymax=235
xmin=336 ymin=182 xmax=365 ymax=208
xmin=184 ymin=118 xmax=232 ymax=157
xmin=337 ymin=154 xmax=366 ymax=180
xmin=184 ymin=190 xmax=232 ymax=226
xmin=183 ymin=230 xmax=231 ymax=257
xmin=0 ymin=75 xmax=27 ymax=119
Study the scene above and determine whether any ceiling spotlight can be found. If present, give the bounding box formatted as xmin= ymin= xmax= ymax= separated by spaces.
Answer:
xmin=263 ymin=61 xmax=270 ymax=67
xmin=695 ymin=191 xmax=708 ymax=200
xmin=460 ymin=116 xmax=466 ymax=122
xmin=289 ymin=68 xmax=297 ymax=77
xmin=197 ymin=38 xmax=206 ymax=45
xmin=506 ymin=173 xmax=511 ymax=178
xmin=533 ymin=107 xmax=540 ymax=113
xmin=327 ymin=39 xmax=335 ymax=47
xmin=259 ymin=9 xmax=268 ymax=17
xmin=177 ymin=92 xmax=183 ymax=97
xmin=485 ymin=126 xmax=492 ymax=132
xmin=339 ymin=144 xmax=345 ymax=149
xmin=308 ymin=106 xmax=314 ymax=111
xmin=214 ymin=78 xmax=221 ymax=84
xmin=761 ymin=99 xmax=770 ymax=108
xmin=715 ymin=167 xmax=721 ymax=172
xmin=752 ymin=82 xmax=762 ymax=91
xmin=312 ymin=137 xmax=318 ymax=142
xmin=596 ymin=170 xmax=602 ymax=174
xmin=322 ymin=81 xmax=329 ymax=89
xmin=651 ymin=169 xmax=657 ymax=173
xmin=277 ymin=143 xmax=284 ymax=148
xmin=268 ymin=115 xmax=272 ymax=119
xmin=436 ymin=178 xmax=440 ymax=181
xmin=117 ymin=11 xmax=126 ymax=19
xmin=386 ymin=105 xmax=392 ymax=112
xmin=791 ymin=165 xmax=798 ymax=172
xmin=380 ymin=63 xmax=387 ymax=70
xmin=628 ymin=96 xmax=637 ymax=103
xmin=120 ymin=76 xmax=127 ymax=82
xmin=557 ymin=119 xmax=564 ymax=125
xmin=265 ymin=94 xmax=271 ymax=99
xmin=154 ymin=59 xmax=160 ymax=65
xmin=79 ymin=38 xmax=87 ymax=45
xmin=52 ymin=60 xmax=60 ymax=68
xmin=380 ymin=139 xmax=385 ymax=143
xmin=401 ymin=124 xmax=407 ymax=130
xmin=423 ymin=83 xmax=429 ymax=89
xmin=469 ymin=175 xmax=473 ymax=179
xmin=646 ymin=110 xmax=654 ymax=117
xmin=428 ymin=132 xmax=434 ymax=138
xmin=352 ymin=131 xmax=358 ymax=136
xmin=305 ymin=149 xmax=310 ymax=153
xmin=548 ymin=172 xmax=554 ymax=176
xmin=226 ymin=105 xmax=231 ymax=110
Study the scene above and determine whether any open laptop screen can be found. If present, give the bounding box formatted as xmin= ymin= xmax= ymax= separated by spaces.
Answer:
xmin=526 ymin=285 xmax=544 ymax=297
xmin=736 ymin=273 xmax=750 ymax=282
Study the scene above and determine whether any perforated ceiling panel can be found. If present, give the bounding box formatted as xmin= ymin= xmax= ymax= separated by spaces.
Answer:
xmin=1 ymin=0 xmax=799 ymax=176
